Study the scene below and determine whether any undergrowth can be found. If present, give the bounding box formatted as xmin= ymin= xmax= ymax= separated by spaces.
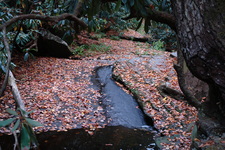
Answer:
xmin=72 ymin=43 xmax=111 ymax=56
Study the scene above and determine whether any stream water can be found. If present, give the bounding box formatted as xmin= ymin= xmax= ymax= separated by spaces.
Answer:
xmin=95 ymin=65 xmax=154 ymax=129
xmin=0 ymin=65 xmax=158 ymax=150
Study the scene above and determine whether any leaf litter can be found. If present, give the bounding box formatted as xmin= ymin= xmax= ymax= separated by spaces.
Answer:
xmin=0 ymin=29 xmax=198 ymax=149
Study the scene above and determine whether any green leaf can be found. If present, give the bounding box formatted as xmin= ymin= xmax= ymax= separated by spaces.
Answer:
xmin=21 ymin=124 xmax=30 ymax=150
xmin=130 ymin=0 xmax=135 ymax=6
xmin=122 ymin=0 xmax=127 ymax=4
xmin=0 ymin=118 xmax=16 ymax=127
xmin=151 ymin=0 xmax=158 ymax=6
xmin=145 ymin=0 xmax=151 ymax=5
xmin=124 ymin=3 xmax=130 ymax=12
xmin=26 ymin=110 xmax=34 ymax=115
xmin=24 ymin=52 xmax=29 ymax=61
xmin=11 ymin=119 xmax=20 ymax=132
xmin=161 ymin=0 xmax=167 ymax=11
xmin=6 ymin=108 xmax=18 ymax=116
xmin=115 ymin=0 xmax=121 ymax=11
xmin=17 ymin=108 xmax=27 ymax=117
xmin=25 ymin=124 xmax=38 ymax=147
xmin=191 ymin=124 xmax=198 ymax=141
xmin=0 ymin=65 xmax=6 ymax=73
xmin=136 ymin=17 xmax=143 ymax=31
xmin=25 ymin=118 xmax=42 ymax=127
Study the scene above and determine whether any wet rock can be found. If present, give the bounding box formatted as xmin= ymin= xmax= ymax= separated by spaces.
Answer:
xmin=0 ymin=126 xmax=158 ymax=150
xmin=95 ymin=65 xmax=148 ymax=128
xmin=37 ymin=29 xmax=73 ymax=58
xmin=170 ymin=52 xmax=177 ymax=58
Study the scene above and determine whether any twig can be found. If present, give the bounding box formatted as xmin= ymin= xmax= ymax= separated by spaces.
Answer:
xmin=11 ymin=129 xmax=19 ymax=150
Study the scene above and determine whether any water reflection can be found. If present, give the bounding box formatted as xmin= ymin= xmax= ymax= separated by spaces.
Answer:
xmin=0 ymin=126 xmax=158 ymax=150
xmin=38 ymin=126 xmax=157 ymax=150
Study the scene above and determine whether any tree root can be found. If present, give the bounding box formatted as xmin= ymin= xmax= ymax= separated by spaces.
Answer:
xmin=157 ymin=84 xmax=185 ymax=100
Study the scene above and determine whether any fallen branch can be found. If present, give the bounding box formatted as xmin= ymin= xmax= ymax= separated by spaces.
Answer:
xmin=8 ymin=70 xmax=25 ymax=110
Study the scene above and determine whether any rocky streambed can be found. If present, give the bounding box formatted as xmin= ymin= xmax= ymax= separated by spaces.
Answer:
xmin=0 ymin=64 xmax=158 ymax=150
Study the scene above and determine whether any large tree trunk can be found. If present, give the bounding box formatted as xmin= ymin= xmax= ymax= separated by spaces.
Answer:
xmin=171 ymin=0 xmax=225 ymax=123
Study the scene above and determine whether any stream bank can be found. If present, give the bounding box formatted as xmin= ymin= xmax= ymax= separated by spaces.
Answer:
xmin=0 ymin=64 xmax=158 ymax=150
xmin=0 ymin=126 xmax=157 ymax=150
xmin=94 ymin=65 xmax=155 ymax=129
xmin=0 ymin=29 xmax=198 ymax=149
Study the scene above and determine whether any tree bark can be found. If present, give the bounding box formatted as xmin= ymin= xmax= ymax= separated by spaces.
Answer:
xmin=174 ymin=52 xmax=202 ymax=108
xmin=146 ymin=9 xmax=176 ymax=31
xmin=73 ymin=0 xmax=85 ymax=17
xmin=0 ymin=27 xmax=11 ymax=96
xmin=123 ymin=8 xmax=176 ymax=31
xmin=1 ymin=26 xmax=26 ymax=110
xmin=171 ymin=1 xmax=225 ymax=121
xmin=8 ymin=71 xmax=25 ymax=110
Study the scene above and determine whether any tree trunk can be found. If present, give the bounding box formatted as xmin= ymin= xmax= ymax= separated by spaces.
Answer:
xmin=171 ymin=0 xmax=225 ymax=123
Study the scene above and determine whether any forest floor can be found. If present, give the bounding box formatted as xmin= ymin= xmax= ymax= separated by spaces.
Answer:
xmin=0 ymin=29 xmax=198 ymax=149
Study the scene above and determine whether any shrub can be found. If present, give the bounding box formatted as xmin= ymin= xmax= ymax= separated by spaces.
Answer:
xmin=73 ymin=44 xmax=111 ymax=56
xmin=151 ymin=40 xmax=165 ymax=51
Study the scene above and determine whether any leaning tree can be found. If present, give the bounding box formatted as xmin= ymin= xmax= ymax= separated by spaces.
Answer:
xmin=112 ymin=0 xmax=225 ymax=147
xmin=129 ymin=0 xmax=225 ymax=130
xmin=171 ymin=0 xmax=225 ymax=130
xmin=118 ymin=0 xmax=225 ymax=136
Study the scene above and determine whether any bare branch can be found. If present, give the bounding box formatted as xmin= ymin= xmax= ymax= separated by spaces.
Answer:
xmin=11 ymin=128 xmax=19 ymax=150
xmin=8 ymin=70 xmax=26 ymax=110
xmin=148 ymin=10 xmax=176 ymax=31
xmin=0 ymin=27 xmax=11 ymax=96
xmin=0 ymin=13 xmax=87 ymax=30
xmin=124 ymin=8 xmax=176 ymax=31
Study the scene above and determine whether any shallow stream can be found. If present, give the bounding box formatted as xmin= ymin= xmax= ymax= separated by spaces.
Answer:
xmin=0 ymin=65 xmax=158 ymax=150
